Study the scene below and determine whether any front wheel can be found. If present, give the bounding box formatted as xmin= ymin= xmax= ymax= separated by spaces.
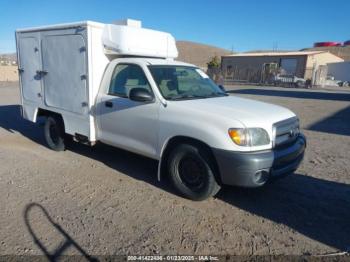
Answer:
xmin=44 ymin=115 xmax=66 ymax=151
xmin=167 ymin=144 xmax=221 ymax=201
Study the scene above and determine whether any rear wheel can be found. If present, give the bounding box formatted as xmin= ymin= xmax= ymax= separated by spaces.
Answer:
xmin=44 ymin=115 xmax=66 ymax=151
xmin=167 ymin=144 xmax=221 ymax=201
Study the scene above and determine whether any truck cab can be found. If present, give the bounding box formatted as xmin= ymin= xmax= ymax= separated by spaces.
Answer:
xmin=16 ymin=20 xmax=306 ymax=200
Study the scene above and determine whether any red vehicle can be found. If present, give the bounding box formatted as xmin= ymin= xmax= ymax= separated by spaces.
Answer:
xmin=314 ymin=42 xmax=342 ymax=47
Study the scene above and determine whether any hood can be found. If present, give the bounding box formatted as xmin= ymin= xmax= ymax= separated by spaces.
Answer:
xmin=170 ymin=95 xmax=296 ymax=128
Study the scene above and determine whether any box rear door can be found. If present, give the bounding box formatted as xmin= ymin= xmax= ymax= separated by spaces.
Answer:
xmin=18 ymin=34 xmax=42 ymax=103
xmin=41 ymin=34 xmax=87 ymax=115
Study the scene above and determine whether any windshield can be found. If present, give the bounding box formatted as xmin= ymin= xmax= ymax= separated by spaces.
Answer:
xmin=148 ymin=65 xmax=227 ymax=100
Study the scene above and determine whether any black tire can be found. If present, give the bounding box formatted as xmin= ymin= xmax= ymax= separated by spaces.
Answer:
xmin=167 ymin=144 xmax=221 ymax=201
xmin=44 ymin=115 xmax=66 ymax=151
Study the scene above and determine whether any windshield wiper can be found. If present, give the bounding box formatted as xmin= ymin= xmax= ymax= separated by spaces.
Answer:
xmin=198 ymin=92 xmax=228 ymax=98
xmin=210 ymin=91 xmax=229 ymax=97
xmin=167 ymin=92 xmax=228 ymax=101
xmin=167 ymin=94 xmax=209 ymax=100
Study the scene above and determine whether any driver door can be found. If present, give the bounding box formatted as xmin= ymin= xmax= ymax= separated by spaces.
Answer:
xmin=97 ymin=63 xmax=159 ymax=159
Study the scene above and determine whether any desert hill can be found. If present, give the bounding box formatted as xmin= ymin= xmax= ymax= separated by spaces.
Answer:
xmin=303 ymin=46 xmax=350 ymax=61
xmin=176 ymin=41 xmax=232 ymax=68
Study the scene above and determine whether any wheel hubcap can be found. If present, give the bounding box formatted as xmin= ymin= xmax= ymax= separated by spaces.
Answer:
xmin=178 ymin=156 xmax=205 ymax=191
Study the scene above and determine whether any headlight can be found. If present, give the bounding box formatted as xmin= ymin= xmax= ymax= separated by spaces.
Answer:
xmin=228 ymin=128 xmax=270 ymax=146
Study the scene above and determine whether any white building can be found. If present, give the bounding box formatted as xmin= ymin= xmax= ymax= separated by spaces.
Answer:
xmin=327 ymin=61 xmax=350 ymax=82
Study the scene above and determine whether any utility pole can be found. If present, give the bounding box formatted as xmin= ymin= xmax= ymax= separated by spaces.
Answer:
xmin=273 ymin=41 xmax=278 ymax=52
xmin=231 ymin=44 xmax=234 ymax=54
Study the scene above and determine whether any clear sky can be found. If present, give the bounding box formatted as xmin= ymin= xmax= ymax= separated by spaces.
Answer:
xmin=0 ymin=0 xmax=349 ymax=53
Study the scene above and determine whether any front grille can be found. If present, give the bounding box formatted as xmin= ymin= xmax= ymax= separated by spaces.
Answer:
xmin=273 ymin=117 xmax=300 ymax=148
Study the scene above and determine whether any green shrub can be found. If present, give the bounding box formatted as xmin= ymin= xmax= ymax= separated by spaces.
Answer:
xmin=207 ymin=55 xmax=221 ymax=68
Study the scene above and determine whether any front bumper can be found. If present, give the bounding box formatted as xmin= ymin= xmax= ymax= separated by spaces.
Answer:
xmin=212 ymin=134 xmax=306 ymax=187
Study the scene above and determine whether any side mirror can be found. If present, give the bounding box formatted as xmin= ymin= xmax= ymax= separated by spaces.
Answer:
xmin=129 ymin=88 xmax=154 ymax=102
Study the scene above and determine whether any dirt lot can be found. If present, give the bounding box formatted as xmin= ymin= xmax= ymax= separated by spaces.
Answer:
xmin=0 ymin=82 xmax=349 ymax=257
xmin=0 ymin=66 xmax=18 ymax=82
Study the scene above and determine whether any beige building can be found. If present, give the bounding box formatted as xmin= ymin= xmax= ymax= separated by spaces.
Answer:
xmin=221 ymin=51 xmax=344 ymax=83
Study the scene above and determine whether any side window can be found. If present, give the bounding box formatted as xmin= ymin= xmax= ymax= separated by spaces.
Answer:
xmin=109 ymin=64 xmax=152 ymax=97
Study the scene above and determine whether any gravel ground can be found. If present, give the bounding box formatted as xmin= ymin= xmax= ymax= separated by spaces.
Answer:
xmin=0 ymin=82 xmax=349 ymax=257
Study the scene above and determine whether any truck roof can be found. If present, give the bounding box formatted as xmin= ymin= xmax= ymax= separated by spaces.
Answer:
xmin=144 ymin=58 xmax=196 ymax=67
xmin=16 ymin=20 xmax=178 ymax=60
xmin=108 ymin=57 xmax=196 ymax=67
xmin=16 ymin=21 xmax=104 ymax=33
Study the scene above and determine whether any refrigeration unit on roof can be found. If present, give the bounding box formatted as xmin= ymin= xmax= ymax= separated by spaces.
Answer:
xmin=102 ymin=19 xmax=178 ymax=59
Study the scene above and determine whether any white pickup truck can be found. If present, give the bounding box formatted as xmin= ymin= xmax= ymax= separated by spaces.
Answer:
xmin=16 ymin=19 xmax=306 ymax=200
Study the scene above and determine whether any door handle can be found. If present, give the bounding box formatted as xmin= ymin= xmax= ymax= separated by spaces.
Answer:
xmin=36 ymin=70 xmax=48 ymax=76
xmin=105 ymin=101 xmax=113 ymax=108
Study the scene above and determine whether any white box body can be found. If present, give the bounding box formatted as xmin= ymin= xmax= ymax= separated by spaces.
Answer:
xmin=15 ymin=20 xmax=178 ymax=142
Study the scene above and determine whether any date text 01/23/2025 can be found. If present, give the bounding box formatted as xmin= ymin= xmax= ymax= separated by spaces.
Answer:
xmin=127 ymin=255 xmax=219 ymax=261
